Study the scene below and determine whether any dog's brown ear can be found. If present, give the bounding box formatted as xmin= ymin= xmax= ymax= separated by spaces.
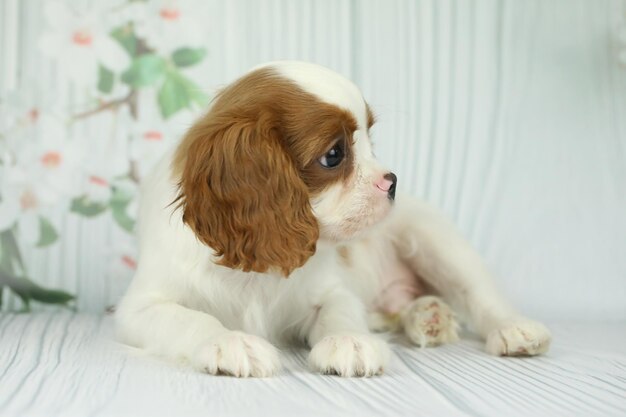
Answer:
xmin=174 ymin=111 xmax=319 ymax=277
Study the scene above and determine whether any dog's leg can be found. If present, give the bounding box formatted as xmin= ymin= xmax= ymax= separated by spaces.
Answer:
xmin=389 ymin=196 xmax=551 ymax=356
xmin=306 ymin=288 xmax=391 ymax=377
xmin=115 ymin=292 xmax=281 ymax=377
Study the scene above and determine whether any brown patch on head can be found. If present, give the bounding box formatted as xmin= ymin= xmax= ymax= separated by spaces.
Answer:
xmin=173 ymin=68 xmax=359 ymax=276
xmin=337 ymin=245 xmax=352 ymax=267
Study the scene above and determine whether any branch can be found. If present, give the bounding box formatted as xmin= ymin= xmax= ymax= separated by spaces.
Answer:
xmin=72 ymin=90 xmax=137 ymax=121
xmin=129 ymin=160 xmax=141 ymax=183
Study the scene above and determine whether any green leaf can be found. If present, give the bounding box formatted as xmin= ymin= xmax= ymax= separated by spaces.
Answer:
xmin=98 ymin=65 xmax=115 ymax=94
xmin=121 ymin=54 xmax=166 ymax=88
xmin=111 ymin=25 xmax=138 ymax=57
xmin=110 ymin=188 xmax=135 ymax=233
xmin=0 ymin=269 xmax=74 ymax=306
xmin=158 ymin=74 xmax=190 ymax=118
xmin=29 ymin=283 xmax=75 ymax=304
xmin=157 ymin=70 xmax=209 ymax=118
xmin=187 ymin=82 xmax=209 ymax=107
xmin=36 ymin=217 xmax=58 ymax=248
xmin=71 ymin=196 xmax=108 ymax=217
xmin=171 ymin=47 xmax=207 ymax=68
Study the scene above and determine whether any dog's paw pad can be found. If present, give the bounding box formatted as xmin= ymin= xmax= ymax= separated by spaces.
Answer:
xmin=486 ymin=319 xmax=551 ymax=357
xmin=401 ymin=296 xmax=459 ymax=347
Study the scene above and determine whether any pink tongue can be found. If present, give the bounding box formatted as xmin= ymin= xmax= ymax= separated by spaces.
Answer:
xmin=376 ymin=178 xmax=393 ymax=192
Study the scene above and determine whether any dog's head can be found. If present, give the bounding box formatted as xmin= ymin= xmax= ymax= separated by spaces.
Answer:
xmin=173 ymin=61 xmax=396 ymax=276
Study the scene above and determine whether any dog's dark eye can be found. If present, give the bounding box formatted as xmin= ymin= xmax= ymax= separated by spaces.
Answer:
xmin=319 ymin=143 xmax=344 ymax=168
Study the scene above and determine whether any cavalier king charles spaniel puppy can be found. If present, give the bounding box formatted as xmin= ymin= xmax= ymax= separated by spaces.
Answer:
xmin=116 ymin=61 xmax=551 ymax=377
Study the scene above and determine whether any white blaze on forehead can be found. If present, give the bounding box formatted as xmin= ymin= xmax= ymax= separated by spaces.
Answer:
xmin=258 ymin=61 xmax=369 ymax=130
xmin=353 ymin=129 xmax=374 ymax=161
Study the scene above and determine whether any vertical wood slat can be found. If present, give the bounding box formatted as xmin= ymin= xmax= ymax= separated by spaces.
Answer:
xmin=1 ymin=0 xmax=20 ymax=310
xmin=1 ymin=0 xmax=19 ymax=91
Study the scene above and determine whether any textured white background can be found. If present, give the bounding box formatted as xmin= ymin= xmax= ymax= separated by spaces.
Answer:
xmin=1 ymin=0 xmax=625 ymax=319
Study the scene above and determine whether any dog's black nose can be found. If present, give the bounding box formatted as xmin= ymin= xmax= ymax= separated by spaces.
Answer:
xmin=385 ymin=172 xmax=397 ymax=200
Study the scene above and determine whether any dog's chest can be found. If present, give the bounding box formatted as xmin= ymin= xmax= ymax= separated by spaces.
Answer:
xmin=185 ymin=267 xmax=318 ymax=342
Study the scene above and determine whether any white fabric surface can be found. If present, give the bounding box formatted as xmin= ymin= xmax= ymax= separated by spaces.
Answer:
xmin=1 ymin=313 xmax=625 ymax=417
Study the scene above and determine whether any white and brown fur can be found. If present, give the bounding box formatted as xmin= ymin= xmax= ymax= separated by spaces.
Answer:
xmin=115 ymin=61 xmax=551 ymax=377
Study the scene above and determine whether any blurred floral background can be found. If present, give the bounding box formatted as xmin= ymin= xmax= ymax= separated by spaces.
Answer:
xmin=1 ymin=0 xmax=625 ymax=318
xmin=0 ymin=0 xmax=211 ymax=310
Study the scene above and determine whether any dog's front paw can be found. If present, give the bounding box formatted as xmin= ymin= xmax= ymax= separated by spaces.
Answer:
xmin=193 ymin=331 xmax=281 ymax=377
xmin=486 ymin=319 xmax=551 ymax=357
xmin=308 ymin=334 xmax=390 ymax=377
xmin=401 ymin=296 xmax=459 ymax=347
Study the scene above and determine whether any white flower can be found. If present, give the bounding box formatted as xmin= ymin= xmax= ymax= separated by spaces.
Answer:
xmin=79 ymin=139 xmax=132 ymax=204
xmin=0 ymin=188 xmax=43 ymax=245
xmin=0 ymin=106 xmax=35 ymax=163
xmin=14 ymin=114 xmax=83 ymax=197
xmin=129 ymin=119 xmax=175 ymax=180
xmin=0 ymin=110 xmax=80 ymax=244
xmin=0 ymin=112 xmax=82 ymax=201
xmin=0 ymin=93 xmax=80 ymax=244
xmin=0 ymin=168 xmax=64 ymax=244
xmin=82 ymin=175 xmax=114 ymax=203
xmin=0 ymin=114 xmax=78 ymax=242
xmin=133 ymin=0 xmax=207 ymax=54
xmin=38 ymin=1 xmax=130 ymax=85
xmin=0 ymin=89 xmax=50 ymax=152
xmin=106 ymin=237 xmax=138 ymax=281
xmin=80 ymin=161 xmax=129 ymax=204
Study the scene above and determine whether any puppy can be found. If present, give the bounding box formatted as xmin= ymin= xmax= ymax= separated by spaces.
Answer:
xmin=115 ymin=61 xmax=551 ymax=377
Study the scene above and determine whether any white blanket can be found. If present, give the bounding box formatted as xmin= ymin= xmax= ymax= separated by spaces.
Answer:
xmin=0 ymin=314 xmax=624 ymax=417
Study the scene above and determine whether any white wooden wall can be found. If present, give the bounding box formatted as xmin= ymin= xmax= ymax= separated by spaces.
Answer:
xmin=1 ymin=0 xmax=625 ymax=319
